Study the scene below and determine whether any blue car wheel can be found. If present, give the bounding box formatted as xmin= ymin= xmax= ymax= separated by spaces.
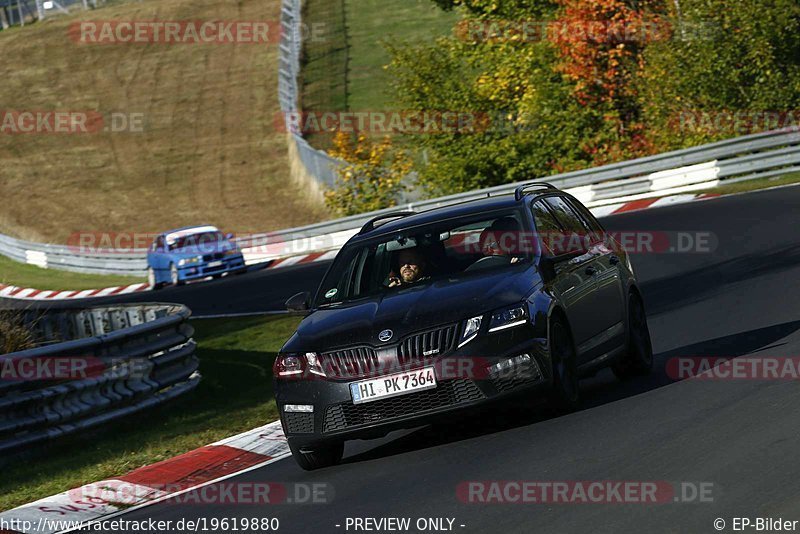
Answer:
xmin=170 ymin=263 xmax=183 ymax=286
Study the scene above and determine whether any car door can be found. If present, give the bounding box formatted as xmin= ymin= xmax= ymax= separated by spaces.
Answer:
xmin=531 ymin=198 xmax=599 ymax=363
xmin=552 ymin=195 xmax=626 ymax=356
xmin=567 ymin=196 xmax=626 ymax=334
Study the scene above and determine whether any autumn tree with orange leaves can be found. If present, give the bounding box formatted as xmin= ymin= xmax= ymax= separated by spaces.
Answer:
xmin=550 ymin=0 xmax=668 ymax=162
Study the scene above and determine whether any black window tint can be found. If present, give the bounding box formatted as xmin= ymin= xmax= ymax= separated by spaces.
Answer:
xmin=544 ymin=196 xmax=589 ymax=233
xmin=531 ymin=200 xmax=564 ymax=256
xmin=565 ymin=197 xmax=604 ymax=234
xmin=531 ymin=200 xmax=562 ymax=233
xmin=562 ymin=197 xmax=605 ymax=245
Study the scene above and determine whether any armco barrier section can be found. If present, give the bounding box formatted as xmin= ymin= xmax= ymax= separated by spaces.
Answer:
xmin=0 ymin=304 xmax=199 ymax=455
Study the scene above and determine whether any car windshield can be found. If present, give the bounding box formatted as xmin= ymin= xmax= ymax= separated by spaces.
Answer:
xmin=168 ymin=231 xmax=226 ymax=252
xmin=315 ymin=209 xmax=534 ymax=307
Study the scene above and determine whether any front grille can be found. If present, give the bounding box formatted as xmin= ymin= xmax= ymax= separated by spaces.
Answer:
xmin=397 ymin=324 xmax=458 ymax=366
xmin=323 ymin=379 xmax=484 ymax=433
xmin=203 ymin=252 xmax=225 ymax=261
xmin=284 ymin=412 xmax=314 ymax=434
xmin=321 ymin=347 xmax=379 ymax=379
xmin=491 ymin=373 xmax=542 ymax=393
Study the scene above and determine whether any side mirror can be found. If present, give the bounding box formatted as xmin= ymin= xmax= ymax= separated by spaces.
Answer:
xmin=226 ymin=233 xmax=235 ymax=240
xmin=286 ymin=291 xmax=310 ymax=312
xmin=538 ymin=255 xmax=557 ymax=282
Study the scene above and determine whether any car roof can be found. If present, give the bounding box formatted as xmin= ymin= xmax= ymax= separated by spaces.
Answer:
xmin=163 ymin=225 xmax=219 ymax=242
xmin=354 ymin=194 xmax=529 ymax=241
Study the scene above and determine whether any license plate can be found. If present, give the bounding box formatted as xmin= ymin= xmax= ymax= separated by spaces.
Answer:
xmin=350 ymin=367 xmax=437 ymax=405
xmin=207 ymin=261 xmax=223 ymax=268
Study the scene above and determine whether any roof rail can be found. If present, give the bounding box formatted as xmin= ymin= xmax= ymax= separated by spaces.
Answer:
xmin=514 ymin=182 xmax=558 ymax=201
xmin=359 ymin=211 xmax=416 ymax=234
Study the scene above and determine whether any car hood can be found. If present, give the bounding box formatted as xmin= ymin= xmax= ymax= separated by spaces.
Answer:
xmin=284 ymin=265 xmax=541 ymax=352
xmin=168 ymin=244 xmax=239 ymax=256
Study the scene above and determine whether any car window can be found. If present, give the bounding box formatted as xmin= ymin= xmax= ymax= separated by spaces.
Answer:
xmin=544 ymin=196 xmax=589 ymax=233
xmin=531 ymin=200 xmax=564 ymax=256
xmin=168 ymin=231 xmax=225 ymax=252
xmin=564 ymin=196 xmax=604 ymax=244
xmin=315 ymin=210 xmax=531 ymax=306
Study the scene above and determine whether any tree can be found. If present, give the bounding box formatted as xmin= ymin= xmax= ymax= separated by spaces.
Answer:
xmin=640 ymin=0 xmax=800 ymax=145
xmin=324 ymin=132 xmax=413 ymax=216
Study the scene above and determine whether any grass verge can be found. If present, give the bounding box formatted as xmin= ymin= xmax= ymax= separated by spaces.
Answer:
xmin=0 ymin=314 xmax=299 ymax=512
xmin=710 ymin=171 xmax=800 ymax=196
xmin=0 ymin=0 xmax=328 ymax=243
xmin=301 ymin=0 xmax=458 ymax=149
xmin=0 ymin=255 xmax=144 ymax=291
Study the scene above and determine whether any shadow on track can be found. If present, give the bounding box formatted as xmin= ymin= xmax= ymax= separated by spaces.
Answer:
xmin=343 ymin=320 xmax=800 ymax=465
xmin=639 ymin=243 xmax=800 ymax=316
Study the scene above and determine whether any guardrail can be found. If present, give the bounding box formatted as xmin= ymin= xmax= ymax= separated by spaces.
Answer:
xmin=279 ymin=0 xmax=342 ymax=190
xmin=0 ymin=303 xmax=199 ymax=455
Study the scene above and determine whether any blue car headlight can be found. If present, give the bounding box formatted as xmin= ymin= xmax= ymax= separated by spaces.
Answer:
xmin=488 ymin=304 xmax=528 ymax=333
xmin=178 ymin=256 xmax=202 ymax=267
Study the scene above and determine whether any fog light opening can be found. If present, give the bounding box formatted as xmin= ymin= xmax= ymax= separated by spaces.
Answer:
xmin=488 ymin=354 xmax=541 ymax=380
xmin=284 ymin=404 xmax=314 ymax=413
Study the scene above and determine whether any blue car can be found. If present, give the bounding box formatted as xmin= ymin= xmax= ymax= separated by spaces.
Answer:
xmin=147 ymin=225 xmax=246 ymax=289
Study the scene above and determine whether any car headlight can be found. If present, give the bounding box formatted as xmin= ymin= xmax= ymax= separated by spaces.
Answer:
xmin=178 ymin=256 xmax=202 ymax=266
xmin=458 ymin=315 xmax=483 ymax=348
xmin=488 ymin=304 xmax=528 ymax=333
xmin=224 ymin=248 xmax=240 ymax=256
xmin=273 ymin=352 xmax=326 ymax=378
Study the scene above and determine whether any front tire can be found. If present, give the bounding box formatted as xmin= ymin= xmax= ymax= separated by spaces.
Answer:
xmin=147 ymin=267 xmax=161 ymax=290
xmin=547 ymin=316 xmax=581 ymax=413
xmin=613 ymin=293 xmax=654 ymax=380
xmin=169 ymin=263 xmax=183 ymax=286
xmin=289 ymin=440 xmax=344 ymax=471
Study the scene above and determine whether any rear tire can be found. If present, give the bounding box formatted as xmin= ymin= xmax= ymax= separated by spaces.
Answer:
xmin=613 ymin=293 xmax=654 ymax=380
xmin=289 ymin=440 xmax=344 ymax=471
xmin=547 ymin=316 xmax=581 ymax=413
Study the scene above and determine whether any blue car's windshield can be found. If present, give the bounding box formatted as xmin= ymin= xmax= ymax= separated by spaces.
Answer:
xmin=168 ymin=231 xmax=227 ymax=253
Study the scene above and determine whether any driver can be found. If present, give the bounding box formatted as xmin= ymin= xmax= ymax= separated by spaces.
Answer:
xmin=388 ymin=247 xmax=429 ymax=287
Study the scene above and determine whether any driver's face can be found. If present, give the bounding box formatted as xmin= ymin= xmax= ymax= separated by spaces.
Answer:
xmin=398 ymin=249 xmax=426 ymax=283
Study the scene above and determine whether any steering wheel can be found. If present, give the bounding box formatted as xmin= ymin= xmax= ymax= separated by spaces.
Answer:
xmin=464 ymin=255 xmax=512 ymax=272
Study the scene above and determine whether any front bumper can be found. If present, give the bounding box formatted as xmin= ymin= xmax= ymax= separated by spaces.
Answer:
xmin=178 ymin=255 xmax=245 ymax=280
xmin=275 ymin=324 xmax=552 ymax=448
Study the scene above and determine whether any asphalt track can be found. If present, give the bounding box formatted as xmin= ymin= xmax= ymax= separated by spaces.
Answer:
xmin=49 ymin=185 xmax=800 ymax=532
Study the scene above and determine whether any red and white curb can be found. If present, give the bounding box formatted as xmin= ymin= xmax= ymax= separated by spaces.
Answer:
xmin=0 ymin=421 xmax=288 ymax=534
xmin=588 ymin=192 xmax=720 ymax=218
xmin=0 ymin=282 xmax=150 ymax=302
xmin=0 ymin=192 xmax=720 ymax=303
